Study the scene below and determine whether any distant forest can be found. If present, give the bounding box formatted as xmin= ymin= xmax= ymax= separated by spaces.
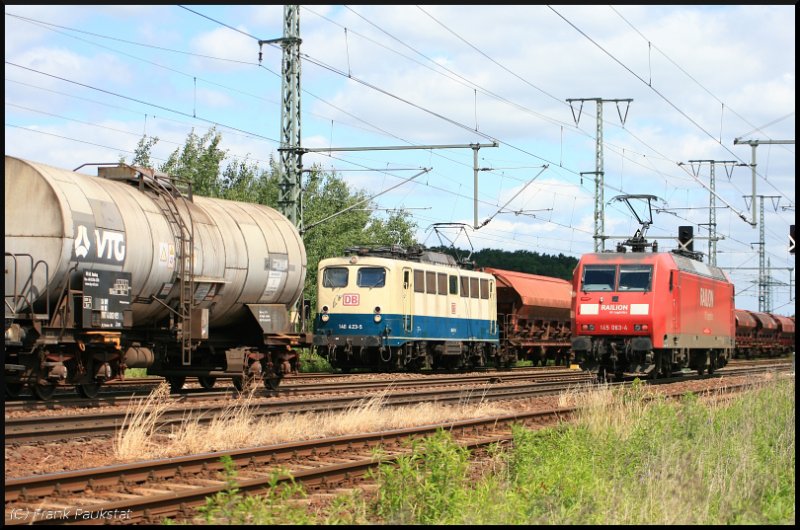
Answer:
xmin=428 ymin=246 xmax=578 ymax=281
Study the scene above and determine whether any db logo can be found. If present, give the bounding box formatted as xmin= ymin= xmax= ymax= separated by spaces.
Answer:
xmin=343 ymin=294 xmax=360 ymax=306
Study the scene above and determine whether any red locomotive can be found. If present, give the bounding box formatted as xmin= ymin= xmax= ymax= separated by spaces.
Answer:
xmin=570 ymin=195 xmax=735 ymax=380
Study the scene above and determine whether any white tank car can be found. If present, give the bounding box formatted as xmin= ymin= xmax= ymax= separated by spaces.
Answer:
xmin=4 ymin=155 xmax=306 ymax=327
xmin=4 ymin=155 xmax=308 ymax=399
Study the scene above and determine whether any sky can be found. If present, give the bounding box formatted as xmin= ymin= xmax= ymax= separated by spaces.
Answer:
xmin=4 ymin=5 xmax=796 ymax=314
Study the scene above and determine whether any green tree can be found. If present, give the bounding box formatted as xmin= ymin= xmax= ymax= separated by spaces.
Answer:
xmin=124 ymin=131 xmax=419 ymax=313
xmin=160 ymin=127 xmax=227 ymax=197
xmin=122 ymin=135 xmax=159 ymax=168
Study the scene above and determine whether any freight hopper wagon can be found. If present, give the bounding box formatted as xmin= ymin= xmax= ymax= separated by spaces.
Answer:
xmin=483 ymin=268 xmax=572 ymax=367
xmin=314 ymin=246 xmax=499 ymax=371
xmin=571 ymin=250 xmax=735 ymax=381
xmin=5 ymin=156 xmax=310 ymax=399
xmin=733 ymin=309 xmax=794 ymax=359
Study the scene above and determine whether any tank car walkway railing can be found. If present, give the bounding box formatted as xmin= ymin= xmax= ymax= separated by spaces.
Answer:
xmin=4 ymin=253 xmax=49 ymax=320
xmin=139 ymin=173 xmax=195 ymax=366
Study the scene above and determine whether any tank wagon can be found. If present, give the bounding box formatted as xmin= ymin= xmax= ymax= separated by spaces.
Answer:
xmin=570 ymin=195 xmax=735 ymax=381
xmin=5 ymin=156 xmax=310 ymax=399
xmin=482 ymin=267 xmax=572 ymax=366
xmin=313 ymin=246 xmax=500 ymax=371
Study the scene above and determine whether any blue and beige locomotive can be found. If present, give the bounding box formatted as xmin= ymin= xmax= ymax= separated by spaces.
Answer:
xmin=313 ymin=246 xmax=505 ymax=371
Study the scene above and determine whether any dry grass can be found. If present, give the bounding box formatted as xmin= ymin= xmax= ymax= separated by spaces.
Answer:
xmin=113 ymin=383 xmax=513 ymax=460
xmin=114 ymin=382 xmax=173 ymax=459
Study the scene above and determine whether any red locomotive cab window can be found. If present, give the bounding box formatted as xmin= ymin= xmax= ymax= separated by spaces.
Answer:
xmin=581 ymin=265 xmax=616 ymax=292
xmin=618 ymin=265 xmax=653 ymax=292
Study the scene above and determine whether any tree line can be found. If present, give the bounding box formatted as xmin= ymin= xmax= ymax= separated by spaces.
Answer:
xmin=125 ymin=129 xmax=577 ymax=308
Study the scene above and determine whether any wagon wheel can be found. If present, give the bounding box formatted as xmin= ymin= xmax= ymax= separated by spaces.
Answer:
xmin=198 ymin=376 xmax=216 ymax=390
xmin=263 ymin=374 xmax=281 ymax=391
xmin=707 ymin=355 xmax=716 ymax=376
xmin=167 ymin=376 xmax=186 ymax=393
xmin=33 ymin=382 xmax=57 ymax=400
xmin=5 ymin=383 xmax=24 ymax=398
xmin=77 ymin=382 xmax=102 ymax=399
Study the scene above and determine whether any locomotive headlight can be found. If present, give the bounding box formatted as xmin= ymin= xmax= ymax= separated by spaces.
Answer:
xmin=374 ymin=306 xmax=382 ymax=323
xmin=321 ymin=313 xmax=330 ymax=322
xmin=581 ymin=324 xmax=595 ymax=331
xmin=634 ymin=324 xmax=649 ymax=331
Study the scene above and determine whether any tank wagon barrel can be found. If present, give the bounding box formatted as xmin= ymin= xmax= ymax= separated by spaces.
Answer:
xmin=5 ymin=155 xmax=309 ymax=399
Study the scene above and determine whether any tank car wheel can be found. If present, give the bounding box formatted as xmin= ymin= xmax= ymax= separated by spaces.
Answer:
xmin=33 ymin=382 xmax=57 ymax=400
xmin=77 ymin=382 xmax=102 ymax=399
xmin=5 ymin=383 xmax=24 ymax=398
xmin=167 ymin=376 xmax=186 ymax=393
xmin=198 ymin=376 xmax=216 ymax=390
xmin=232 ymin=376 xmax=244 ymax=392
xmin=263 ymin=376 xmax=281 ymax=391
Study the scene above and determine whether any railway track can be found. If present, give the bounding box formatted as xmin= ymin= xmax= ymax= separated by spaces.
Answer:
xmin=4 ymin=376 xmax=781 ymax=525
xmin=3 ymin=366 xmax=579 ymax=412
xmin=5 ymin=371 xmax=593 ymax=444
xmin=4 ymin=361 xmax=790 ymax=444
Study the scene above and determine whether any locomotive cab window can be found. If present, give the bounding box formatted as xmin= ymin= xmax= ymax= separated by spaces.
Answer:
xmin=618 ymin=265 xmax=653 ymax=291
xmin=581 ymin=265 xmax=616 ymax=292
xmin=357 ymin=267 xmax=386 ymax=288
xmin=322 ymin=267 xmax=349 ymax=288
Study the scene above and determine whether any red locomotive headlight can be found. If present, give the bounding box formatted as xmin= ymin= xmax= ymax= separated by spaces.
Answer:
xmin=634 ymin=324 xmax=649 ymax=331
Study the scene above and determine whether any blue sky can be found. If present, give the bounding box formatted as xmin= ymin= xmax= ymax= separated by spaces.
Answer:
xmin=4 ymin=5 xmax=796 ymax=314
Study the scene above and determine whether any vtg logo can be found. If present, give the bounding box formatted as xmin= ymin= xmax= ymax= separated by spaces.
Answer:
xmin=74 ymin=224 xmax=126 ymax=263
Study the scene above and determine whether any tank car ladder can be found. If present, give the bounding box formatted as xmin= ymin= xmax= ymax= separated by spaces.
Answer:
xmin=142 ymin=174 xmax=196 ymax=366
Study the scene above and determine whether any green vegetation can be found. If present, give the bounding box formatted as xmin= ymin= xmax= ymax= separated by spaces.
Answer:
xmin=429 ymin=245 xmax=579 ymax=281
xmin=125 ymin=130 xmax=416 ymax=313
xmin=191 ymin=379 xmax=794 ymax=525
xmin=123 ymin=368 xmax=148 ymax=378
xmin=194 ymin=456 xmax=311 ymax=525
xmin=297 ymin=349 xmax=333 ymax=373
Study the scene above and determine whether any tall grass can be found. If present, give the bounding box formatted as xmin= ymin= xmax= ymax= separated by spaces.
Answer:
xmin=143 ymin=377 xmax=794 ymax=525
xmin=370 ymin=377 xmax=795 ymax=525
xmin=113 ymin=382 xmax=509 ymax=460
